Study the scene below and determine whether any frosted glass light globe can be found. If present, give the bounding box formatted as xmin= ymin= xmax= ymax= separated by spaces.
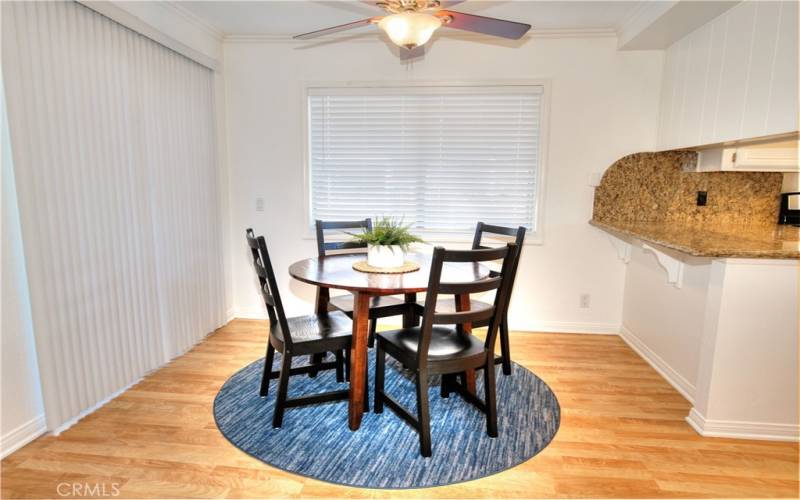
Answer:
xmin=378 ymin=12 xmax=442 ymax=49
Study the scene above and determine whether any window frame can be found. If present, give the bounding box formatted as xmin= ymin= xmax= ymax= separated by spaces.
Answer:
xmin=301 ymin=80 xmax=550 ymax=245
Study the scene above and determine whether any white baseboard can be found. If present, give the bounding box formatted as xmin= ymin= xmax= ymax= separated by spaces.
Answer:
xmin=619 ymin=324 xmax=696 ymax=404
xmin=230 ymin=309 xmax=621 ymax=335
xmin=686 ymin=408 xmax=800 ymax=442
xmin=1 ymin=414 xmax=46 ymax=459
xmin=512 ymin=320 xmax=621 ymax=335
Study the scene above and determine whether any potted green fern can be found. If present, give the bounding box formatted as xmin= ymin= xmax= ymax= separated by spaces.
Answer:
xmin=348 ymin=217 xmax=424 ymax=268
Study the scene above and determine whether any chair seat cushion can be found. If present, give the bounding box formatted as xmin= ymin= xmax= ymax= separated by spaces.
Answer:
xmin=377 ymin=326 xmax=485 ymax=361
xmin=330 ymin=294 xmax=405 ymax=314
xmin=271 ymin=311 xmax=352 ymax=345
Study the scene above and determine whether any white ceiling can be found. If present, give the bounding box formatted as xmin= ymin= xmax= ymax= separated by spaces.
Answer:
xmin=175 ymin=1 xmax=645 ymax=36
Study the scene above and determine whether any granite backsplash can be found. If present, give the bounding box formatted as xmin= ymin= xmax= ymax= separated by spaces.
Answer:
xmin=592 ymin=151 xmax=783 ymax=226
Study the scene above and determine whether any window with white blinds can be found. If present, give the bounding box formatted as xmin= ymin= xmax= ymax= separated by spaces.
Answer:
xmin=307 ymin=85 xmax=545 ymax=235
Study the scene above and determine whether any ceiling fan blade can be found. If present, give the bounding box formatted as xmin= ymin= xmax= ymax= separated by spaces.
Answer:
xmin=436 ymin=10 xmax=531 ymax=40
xmin=294 ymin=18 xmax=379 ymax=40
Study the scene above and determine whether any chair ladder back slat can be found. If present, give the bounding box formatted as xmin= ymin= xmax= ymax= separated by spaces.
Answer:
xmin=475 ymin=222 xmax=522 ymax=239
xmin=246 ymin=228 xmax=268 ymax=295
xmin=440 ymin=246 xmax=509 ymax=263
xmin=315 ymin=218 xmax=372 ymax=257
xmin=472 ymin=221 xmax=528 ymax=313
xmin=416 ymin=244 xmax=516 ymax=365
xmin=437 ymin=275 xmax=503 ymax=295
xmin=253 ymin=261 xmax=267 ymax=279
xmin=473 ymin=221 xmax=526 ymax=253
xmin=246 ymin=228 xmax=262 ymax=265
xmin=245 ymin=228 xmax=293 ymax=347
xmin=433 ymin=308 xmax=495 ymax=326
xmin=262 ymin=285 xmax=276 ymax=307
xmin=323 ymin=241 xmax=368 ymax=252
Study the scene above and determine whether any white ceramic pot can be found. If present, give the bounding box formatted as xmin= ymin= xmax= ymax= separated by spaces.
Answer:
xmin=367 ymin=244 xmax=404 ymax=268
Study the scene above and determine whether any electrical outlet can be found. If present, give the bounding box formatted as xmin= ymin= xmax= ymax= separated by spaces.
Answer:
xmin=697 ymin=191 xmax=708 ymax=206
xmin=579 ymin=293 xmax=591 ymax=309
xmin=255 ymin=197 xmax=264 ymax=213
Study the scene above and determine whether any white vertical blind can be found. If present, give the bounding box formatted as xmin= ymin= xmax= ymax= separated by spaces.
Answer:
xmin=308 ymin=86 xmax=543 ymax=232
xmin=2 ymin=1 xmax=226 ymax=431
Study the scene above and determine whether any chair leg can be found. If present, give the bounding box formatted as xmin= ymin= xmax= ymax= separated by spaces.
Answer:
xmin=344 ymin=347 xmax=351 ymax=382
xmin=272 ymin=352 xmax=292 ymax=428
xmin=499 ymin=317 xmax=512 ymax=376
xmin=368 ymin=319 xmax=377 ymax=348
xmin=260 ymin=343 xmax=275 ymax=397
xmin=484 ymin=358 xmax=498 ymax=438
xmin=374 ymin=342 xmax=384 ymax=414
xmin=363 ymin=362 xmax=370 ymax=413
xmin=308 ymin=353 xmax=324 ymax=378
xmin=416 ymin=369 xmax=432 ymax=457
xmin=440 ymin=374 xmax=450 ymax=399
xmin=334 ymin=350 xmax=344 ymax=383
xmin=403 ymin=293 xmax=419 ymax=327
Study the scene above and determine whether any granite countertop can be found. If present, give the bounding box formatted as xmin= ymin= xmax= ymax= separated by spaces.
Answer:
xmin=590 ymin=219 xmax=800 ymax=259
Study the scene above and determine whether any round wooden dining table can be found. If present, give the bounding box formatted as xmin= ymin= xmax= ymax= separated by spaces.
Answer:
xmin=289 ymin=252 xmax=490 ymax=431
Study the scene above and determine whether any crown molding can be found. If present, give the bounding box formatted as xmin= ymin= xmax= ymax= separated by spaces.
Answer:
xmin=224 ymin=28 xmax=617 ymax=44
xmin=522 ymin=28 xmax=617 ymax=39
xmin=163 ymin=1 xmax=224 ymax=42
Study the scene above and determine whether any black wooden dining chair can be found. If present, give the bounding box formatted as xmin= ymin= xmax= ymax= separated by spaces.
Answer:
xmin=315 ymin=219 xmax=407 ymax=348
xmin=374 ymin=244 xmax=516 ymax=457
xmin=418 ymin=222 xmax=526 ymax=375
xmin=246 ymin=228 xmax=364 ymax=428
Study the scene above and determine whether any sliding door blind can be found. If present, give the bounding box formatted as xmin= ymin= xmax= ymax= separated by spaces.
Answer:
xmin=308 ymin=86 xmax=543 ymax=232
xmin=2 ymin=1 xmax=226 ymax=431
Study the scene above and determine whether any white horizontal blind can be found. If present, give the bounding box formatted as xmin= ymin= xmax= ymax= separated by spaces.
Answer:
xmin=308 ymin=86 xmax=543 ymax=232
xmin=2 ymin=0 xmax=226 ymax=431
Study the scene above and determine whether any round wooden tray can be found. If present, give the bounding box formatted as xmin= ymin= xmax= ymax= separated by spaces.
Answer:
xmin=352 ymin=260 xmax=421 ymax=274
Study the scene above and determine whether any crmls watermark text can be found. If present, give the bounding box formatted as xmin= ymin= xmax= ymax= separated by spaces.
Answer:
xmin=56 ymin=482 xmax=121 ymax=497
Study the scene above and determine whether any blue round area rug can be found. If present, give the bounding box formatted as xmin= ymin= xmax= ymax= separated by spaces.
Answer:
xmin=214 ymin=352 xmax=560 ymax=489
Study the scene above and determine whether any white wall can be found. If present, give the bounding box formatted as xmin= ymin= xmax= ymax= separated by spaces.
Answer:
xmin=620 ymin=245 xmax=712 ymax=402
xmin=690 ymin=258 xmax=798 ymax=440
xmin=1 ymin=79 xmax=45 ymax=457
xmin=223 ymin=34 xmax=664 ymax=332
xmin=657 ymin=0 xmax=799 ymax=150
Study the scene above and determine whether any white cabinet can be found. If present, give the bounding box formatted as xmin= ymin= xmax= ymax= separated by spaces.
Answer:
xmin=657 ymin=0 xmax=799 ymax=151
xmin=697 ymin=138 xmax=799 ymax=172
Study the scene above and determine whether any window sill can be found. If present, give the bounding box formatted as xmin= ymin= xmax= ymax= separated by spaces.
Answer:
xmin=301 ymin=230 xmax=543 ymax=246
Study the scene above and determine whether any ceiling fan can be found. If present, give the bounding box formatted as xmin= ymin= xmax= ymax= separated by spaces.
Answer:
xmin=294 ymin=0 xmax=532 ymax=50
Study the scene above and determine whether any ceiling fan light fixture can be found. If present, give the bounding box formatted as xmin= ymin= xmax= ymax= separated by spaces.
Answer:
xmin=378 ymin=12 xmax=442 ymax=49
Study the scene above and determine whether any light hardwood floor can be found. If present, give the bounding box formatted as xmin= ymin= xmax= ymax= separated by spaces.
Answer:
xmin=2 ymin=319 xmax=798 ymax=499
